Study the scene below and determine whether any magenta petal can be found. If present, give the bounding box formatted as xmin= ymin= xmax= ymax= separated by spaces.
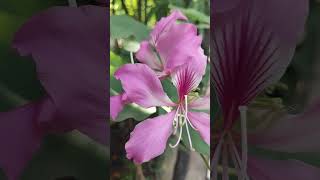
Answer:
xmin=156 ymin=23 xmax=206 ymax=73
xmin=188 ymin=112 xmax=210 ymax=145
xmin=189 ymin=96 xmax=210 ymax=111
xmin=211 ymin=0 xmax=308 ymax=127
xmin=248 ymin=156 xmax=320 ymax=180
xmin=115 ymin=63 xmax=174 ymax=108
xmin=171 ymin=62 xmax=205 ymax=99
xmin=125 ymin=111 xmax=175 ymax=164
xmin=12 ymin=5 xmax=108 ymax=126
xmin=0 ymin=99 xmax=50 ymax=180
xmin=135 ymin=41 xmax=162 ymax=71
xmin=110 ymin=93 xmax=129 ymax=120
xmin=249 ymin=101 xmax=320 ymax=153
xmin=150 ymin=10 xmax=187 ymax=43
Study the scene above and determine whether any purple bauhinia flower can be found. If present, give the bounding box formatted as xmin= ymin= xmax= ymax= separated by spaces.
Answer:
xmin=0 ymin=5 xmax=108 ymax=180
xmin=110 ymin=10 xmax=207 ymax=120
xmin=211 ymin=0 xmax=315 ymax=179
xmin=114 ymin=61 xmax=209 ymax=164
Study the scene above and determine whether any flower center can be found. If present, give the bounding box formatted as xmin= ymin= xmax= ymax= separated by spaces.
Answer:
xmin=169 ymin=95 xmax=197 ymax=151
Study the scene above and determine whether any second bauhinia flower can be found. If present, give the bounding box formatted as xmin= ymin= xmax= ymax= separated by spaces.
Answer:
xmin=110 ymin=10 xmax=210 ymax=164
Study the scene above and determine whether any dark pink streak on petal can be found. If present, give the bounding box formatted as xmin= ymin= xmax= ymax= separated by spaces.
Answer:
xmin=211 ymin=0 xmax=308 ymax=129
xmin=171 ymin=62 xmax=205 ymax=101
xmin=248 ymin=156 xmax=320 ymax=180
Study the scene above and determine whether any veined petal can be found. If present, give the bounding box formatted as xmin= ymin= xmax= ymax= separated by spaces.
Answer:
xmin=188 ymin=112 xmax=210 ymax=145
xmin=248 ymin=156 xmax=320 ymax=180
xmin=135 ymin=41 xmax=162 ymax=71
xmin=249 ymin=101 xmax=320 ymax=153
xmin=189 ymin=95 xmax=210 ymax=111
xmin=211 ymin=0 xmax=308 ymax=127
xmin=150 ymin=10 xmax=187 ymax=44
xmin=115 ymin=63 xmax=174 ymax=108
xmin=156 ymin=23 xmax=206 ymax=73
xmin=171 ymin=62 xmax=204 ymax=100
xmin=110 ymin=93 xmax=129 ymax=120
xmin=125 ymin=111 xmax=176 ymax=164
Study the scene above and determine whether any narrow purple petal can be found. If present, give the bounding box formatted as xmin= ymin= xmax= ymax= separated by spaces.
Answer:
xmin=115 ymin=63 xmax=174 ymax=108
xmin=211 ymin=0 xmax=308 ymax=127
xmin=248 ymin=156 xmax=320 ymax=180
xmin=188 ymin=112 xmax=210 ymax=145
xmin=125 ymin=111 xmax=176 ymax=164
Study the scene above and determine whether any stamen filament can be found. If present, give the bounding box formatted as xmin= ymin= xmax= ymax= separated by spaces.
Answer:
xmin=169 ymin=125 xmax=183 ymax=148
xmin=239 ymin=106 xmax=248 ymax=180
xmin=130 ymin=52 xmax=134 ymax=64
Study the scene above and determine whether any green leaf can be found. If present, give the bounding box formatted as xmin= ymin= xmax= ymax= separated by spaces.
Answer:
xmin=169 ymin=5 xmax=209 ymax=24
xmin=110 ymin=51 xmax=124 ymax=75
xmin=114 ymin=103 xmax=156 ymax=122
xmin=181 ymin=123 xmax=209 ymax=156
xmin=110 ymin=15 xmax=150 ymax=42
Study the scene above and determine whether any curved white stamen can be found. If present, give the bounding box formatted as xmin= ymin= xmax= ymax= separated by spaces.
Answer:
xmin=130 ymin=52 xmax=134 ymax=64
xmin=68 ymin=0 xmax=77 ymax=7
xmin=184 ymin=95 xmax=195 ymax=151
xmin=186 ymin=116 xmax=198 ymax=130
xmin=169 ymin=124 xmax=183 ymax=148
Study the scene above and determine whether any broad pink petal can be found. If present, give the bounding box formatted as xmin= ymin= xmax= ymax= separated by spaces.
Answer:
xmin=12 ymin=5 xmax=108 ymax=128
xmin=150 ymin=10 xmax=187 ymax=44
xmin=115 ymin=63 xmax=174 ymax=108
xmin=249 ymin=101 xmax=320 ymax=153
xmin=156 ymin=23 xmax=206 ymax=74
xmin=135 ymin=41 xmax=162 ymax=71
xmin=171 ymin=62 xmax=205 ymax=100
xmin=110 ymin=93 xmax=129 ymax=120
xmin=188 ymin=112 xmax=210 ymax=145
xmin=189 ymin=96 xmax=210 ymax=111
xmin=125 ymin=111 xmax=176 ymax=164
xmin=248 ymin=156 xmax=320 ymax=180
xmin=211 ymin=0 xmax=308 ymax=128
xmin=0 ymin=99 xmax=51 ymax=180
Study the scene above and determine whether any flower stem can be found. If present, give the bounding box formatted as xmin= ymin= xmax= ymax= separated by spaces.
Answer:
xmin=239 ymin=106 xmax=248 ymax=180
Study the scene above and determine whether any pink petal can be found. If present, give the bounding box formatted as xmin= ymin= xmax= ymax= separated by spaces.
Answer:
xmin=189 ymin=95 xmax=210 ymax=111
xmin=211 ymin=0 xmax=308 ymax=128
xmin=12 ymin=5 xmax=108 ymax=128
xmin=249 ymin=101 xmax=320 ymax=153
xmin=248 ymin=156 xmax=320 ymax=180
xmin=156 ymin=23 xmax=206 ymax=73
xmin=125 ymin=111 xmax=176 ymax=164
xmin=115 ymin=63 xmax=174 ymax=108
xmin=188 ymin=112 xmax=210 ymax=145
xmin=135 ymin=41 xmax=163 ymax=71
xmin=110 ymin=93 xmax=129 ymax=120
xmin=171 ymin=62 xmax=205 ymax=100
xmin=150 ymin=10 xmax=187 ymax=44
xmin=0 ymin=99 xmax=50 ymax=180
